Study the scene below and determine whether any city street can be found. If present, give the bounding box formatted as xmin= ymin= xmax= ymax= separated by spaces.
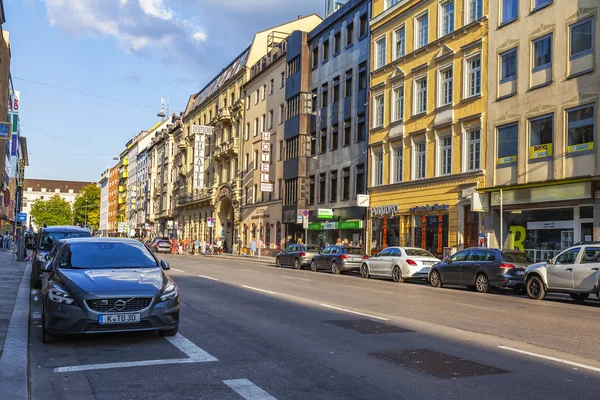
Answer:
xmin=28 ymin=254 xmax=600 ymax=400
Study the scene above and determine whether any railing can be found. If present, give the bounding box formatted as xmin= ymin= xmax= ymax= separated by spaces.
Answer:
xmin=177 ymin=189 xmax=213 ymax=206
xmin=525 ymin=249 xmax=562 ymax=263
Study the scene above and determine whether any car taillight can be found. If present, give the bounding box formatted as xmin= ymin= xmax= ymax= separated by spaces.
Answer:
xmin=339 ymin=255 xmax=349 ymax=259
xmin=406 ymin=259 xmax=418 ymax=266
xmin=363 ymin=255 xmax=369 ymax=259
xmin=500 ymin=263 xmax=515 ymax=269
xmin=300 ymin=252 xmax=306 ymax=257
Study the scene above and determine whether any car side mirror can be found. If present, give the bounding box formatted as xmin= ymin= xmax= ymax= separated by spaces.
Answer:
xmin=41 ymin=260 xmax=53 ymax=273
xmin=160 ymin=260 xmax=170 ymax=270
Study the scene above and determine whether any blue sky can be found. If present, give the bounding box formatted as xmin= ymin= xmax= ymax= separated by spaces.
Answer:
xmin=5 ymin=0 xmax=323 ymax=182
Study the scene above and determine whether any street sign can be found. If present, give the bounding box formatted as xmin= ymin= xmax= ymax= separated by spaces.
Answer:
xmin=357 ymin=194 xmax=370 ymax=207
xmin=0 ymin=122 xmax=10 ymax=140
xmin=117 ymin=222 xmax=127 ymax=233
xmin=302 ymin=215 xmax=309 ymax=229
xmin=261 ymin=132 xmax=271 ymax=141
xmin=261 ymin=143 xmax=270 ymax=152
xmin=302 ymin=209 xmax=309 ymax=217
xmin=260 ymin=183 xmax=273 ymax=192
xmin=16 ymin=213 xmax=26 ymax=223
xmin=260 ymin=163 xmax=270 ymax=173
xmin=207 ymin=217 xmax=215 ymax=228
xmin=296 ymin=209 xmax=303 ymax=224
xmin=260 ymin=173 xmax=270 ymax=183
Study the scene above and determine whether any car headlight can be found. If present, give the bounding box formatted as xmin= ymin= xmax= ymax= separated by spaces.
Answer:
xmin=160 ymin=281 xmax=178 ymax=302
xmin=48 ymin=285 xmax=76 ymax=305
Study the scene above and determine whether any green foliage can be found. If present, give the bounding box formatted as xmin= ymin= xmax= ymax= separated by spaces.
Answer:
xmin=73 ymin=184 xmax=100 ymax=230
xmin=30 ymin=195 xmax=73 ymax=227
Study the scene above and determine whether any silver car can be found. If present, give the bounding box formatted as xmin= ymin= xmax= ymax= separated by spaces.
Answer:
xmin=361 ymin=247 xmax=440 ymax=282
xmin=276 ymin=244 xmax=321 ymax=269
xmin=525 ymin=244 xmax=600 ymax=303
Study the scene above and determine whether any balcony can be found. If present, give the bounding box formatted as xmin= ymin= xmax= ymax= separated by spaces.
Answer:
xmin=214 ymin=138 xmax=239 ymax=160
xmin=118 ymin=197 xmax=126 ymax=205
xmin=177 ymin=189 xmax=213 ymax=207
xmin=119 ymin=170 xmax=128 ymax=180
xmin=118 ymin=185 xmax=125 ymax=193
xmin=217 ymin=107 xmax=232 ymax=123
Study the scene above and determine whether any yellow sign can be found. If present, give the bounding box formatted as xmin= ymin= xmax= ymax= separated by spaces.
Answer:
xmin=567 ymin=142 xmax=593 ymax=153
xmin=497 ymin=155 xmax=517 ymax=165
xmin=529 ymin=143 xmax=552 ymax=159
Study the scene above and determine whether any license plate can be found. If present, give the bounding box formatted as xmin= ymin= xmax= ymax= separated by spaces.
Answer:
xmin=98 ymin=313 xmax=141 ymax=324
xmin=516 ymin=271 xmax=524 ymax=275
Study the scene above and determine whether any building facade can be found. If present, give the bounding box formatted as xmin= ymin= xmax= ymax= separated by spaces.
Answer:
xmin=480 ymin=0 xmax=599 ymax=261
xmin=108 ymin=165 xmax=119 ymax=235
xmin=367 ymin=0 xmax=488 ymax=257
xmin=117 ymin=149 xmax=128 ymax=234
xmin=99 ymin=168 xmax=109 ymax=233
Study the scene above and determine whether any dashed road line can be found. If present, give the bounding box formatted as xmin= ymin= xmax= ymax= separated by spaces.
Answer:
xmin=320 ymin=303 xmax=389 ymax=321
xmin=498 ymin=346 xmax=600 ymax=374
xmin=198 ymin=274 xmax=220 ymax=281
xmin=240 ymin=269 xmax=262 ymax=273
xmin=282 ymin=275 xmax=311 ymax=282
xmin=171 ymin=268 xmax=186 ymax=273
xmin=223 ymin=379 xmax=278 ymax=400
xmin=241 ymin=285 xmax=277 ymax=295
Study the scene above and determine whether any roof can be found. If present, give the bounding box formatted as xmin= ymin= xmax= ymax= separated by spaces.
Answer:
xmin=23 ymin=179 xmax=94 ymax=193
xmin=39 ymin=226 xmax=92 ymax=233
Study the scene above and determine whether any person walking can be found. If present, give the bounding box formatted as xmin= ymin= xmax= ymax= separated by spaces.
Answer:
xmin=336 ymin=238 xmax=342 ymax=246
xmin=194 ymin=238 xmax=200 ymax=255
xmin=200 ymin=238 xmax=207 ymax=255
xmin=249 ymin=237 xmax=257 ymax=257
xmin=172 ymin=239 xmax=178 ymax=255
xmin=257 ymin=237 xmax=264 ymax=258
xmin=1 ymin=233 xmax=5 ymax=251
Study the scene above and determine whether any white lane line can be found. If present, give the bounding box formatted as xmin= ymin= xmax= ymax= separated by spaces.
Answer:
xmin=320 ymin=303 xmax=389 ymax=321
xmin=198 ymin=274 xmax=220 ymax=281
xmin=240 ymin=269 xmax=262 ymax=273
xmin=498 ymin=346 xmax=600 ymax=374
xmin=282 ymin=275 xmax=311 ymax=282
xmin=166 ymin=333 xmax=218 ymax=361
xmin=171 ymin=268 xmax=186 ymax=273
xmin=223 ymin=379 xmax=277 ymax=400
xmin=241 ymin=285 xmax=277 ymax=295
xmin=454 ymin=302 xmax=493 ymax=311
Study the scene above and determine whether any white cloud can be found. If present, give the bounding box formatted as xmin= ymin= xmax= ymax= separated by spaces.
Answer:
xmin=138 ymin=0 xmax=174 ymax=21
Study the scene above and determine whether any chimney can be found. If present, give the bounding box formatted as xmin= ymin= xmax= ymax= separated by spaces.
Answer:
xmin=298 ymin=15 xmax=302 ymax=19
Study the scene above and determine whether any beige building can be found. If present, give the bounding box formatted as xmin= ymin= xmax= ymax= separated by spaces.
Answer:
xmin=481 ymin=0 xmax=599 ymax=261
xmin=177 ymin=15 xmax=322 ymax=248
xmin=240 ymin=38 xmax=288 ymax=252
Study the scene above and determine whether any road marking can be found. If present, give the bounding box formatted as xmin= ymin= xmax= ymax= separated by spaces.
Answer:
xmin=198 ymin=274 xmax=220 ymax=281
xmin=223 ymin=379 xmax=277 ymax=400
xmin=241 ymin=285 xmax=277 ymax=295
xmin=454 ymin=302 xmax=493 ymax=311
xmin=171 ymin=268 xmax=186 ymax=273
xmin=240 ymin=269 xmax=261 ymax=273
xmin=282 ymin=275 xmax=311 ymax=282
xmin=498 ymin=346 xmax=600 ymax=374
xmin=54 ymin=334 xmax=217 ymax=373
xmin=320 ymin=303 xmax=389 ymax=321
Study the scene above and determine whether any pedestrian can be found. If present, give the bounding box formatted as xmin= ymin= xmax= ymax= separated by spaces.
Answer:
xmin=236 ymin=237 xmax=242 ymax=256
xmin=200 ymin=238 xmax=207 ymax=255
xmin=358 ymin=239 xmax=364 ymax=249
xmin=217 ymin=237 xmax=223 ymax=253
xmin=257 ymin=237 xmax=264 ymax=258
xmin=178 ymin=241 xmax=184 ymax=255
xmin=172 ymin=239 xmax=178 ymax=255
xmin=249 ymin=237 xmax=257 ymax=257
xmin=194 ymin=238 xmax=200 ymax=255
xmin=0 ymin=233 xmax=5 ymax=251
xmin=297 ymin=237 xmax=303 ymax=245
xmin=336 ymin=238 xmax=342 ymax=245
xmin=184 ymin=237 xmax=190 ymax=253
xmin=223 ymin=239 xmax=228 ymax=254
xmin=343 ymin=238 xmax=349 ymax=247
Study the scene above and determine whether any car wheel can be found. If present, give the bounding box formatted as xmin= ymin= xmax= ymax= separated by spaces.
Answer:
xmin=311 ymin=260 xmax=317 ymax=272
xmin=294 ymin=259 xmax=301 ymax=270
xmin=513 ymin=287 xmax=526 ymax=296
xmin=360 ymin=263 xmax=369 ymax=279
xmin=429 ymin=270 xmax=442 ymax=288
xmin=41 ymin=311 xmax=60 ymax=344
xmin=31 ymin=268 xmax=41 ymax=290
xmin=526 ymin=276 xmax=546 ymax=300
xmin=569 ymin=293 xmax=589 ymax=304
xmin=159 ymin=325 xmax=179 ymax=337
xmin=276 ymin=257 xmax=281 ymax=268
xmin=475 ymin=274 xmax=490 ymax=293
xmin=331 ymin=261 xmax=340 ymax=275
xmin=392 ymin=266 xmax=402 ymax=283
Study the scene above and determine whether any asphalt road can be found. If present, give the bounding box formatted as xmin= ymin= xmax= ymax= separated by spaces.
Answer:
xmin=29 ymin=253 xmax=600 ymax=400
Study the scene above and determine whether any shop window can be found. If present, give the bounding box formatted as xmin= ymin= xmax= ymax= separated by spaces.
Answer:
xmin=497 ymin=123 xmax=518 ymax=165
xmin=529 ymin=114 xmax=553 ymax=160
xmin=414 ymin=214 xmax=449 ymax=257
xmin=567 ymin=104 xmax=594 ymax=154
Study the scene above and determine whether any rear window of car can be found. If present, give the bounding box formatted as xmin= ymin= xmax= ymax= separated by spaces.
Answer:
xmin=502 ymin=251 xmax=533 ymax=263
xmin=405 ymin=248 xmax=434 ymax=257
xmin=39 ymin=231 xmax=91 ymax=250
xmin=305 ymin=246 xmax=320 ymax=252
xmin=61 ymin=242 xmax=157 ymax=269
xmin=342 ymin=248 xmax=364 ymax=255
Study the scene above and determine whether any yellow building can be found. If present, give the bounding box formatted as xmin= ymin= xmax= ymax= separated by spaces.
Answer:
xmin=367 ymin=0 xmax=487 ymax=256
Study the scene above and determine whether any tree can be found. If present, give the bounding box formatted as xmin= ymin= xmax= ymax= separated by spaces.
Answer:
xmin=73 ymin=184 xmax=100 ymax=230
xmin=30 ymin=195 xmax=72 ymax=228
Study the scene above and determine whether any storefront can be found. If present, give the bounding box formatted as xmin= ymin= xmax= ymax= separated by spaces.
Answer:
xmin=306 ymin=207 xmax=366 ymax=247
xmin=240 ymin=201 xmax=283 ymax=253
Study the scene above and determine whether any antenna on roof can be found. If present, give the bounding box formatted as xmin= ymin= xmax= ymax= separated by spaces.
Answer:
xmin=157 ymin=97 xmax=166 ymax=120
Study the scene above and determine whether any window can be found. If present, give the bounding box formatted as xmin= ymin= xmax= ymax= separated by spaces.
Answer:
xmin=254 ymin=90 xmax=259 ymax=104
xmin=284 ymin=179 xmax=298 ymax=206
xmin=357 ymin=114 xmax=366 ymax=141
xmin=334 ymin=31 xmax=341 ymax=54
xmin=582 ymin=247 xmax=600 ymax=263
xmin=346 ymin=22 xmax=354 ymax=46
xmin=281 ymin=71 xmax=285 ymax=88
xmin=386 ymin=0 xmax=400 ymax=9
xmin=253 ymin=150 xmax=259 ymax=169
xmin=439 ymin=136 xmax=452 ymax=175
xmin=287 ymin=56 xmax=300 ymax=76
xmin=285 ymin=137 xmax=299 ymax=160
xmin=468 ymin=0 xmax=483 ymax=23
xmin=267 ymin=110 xmax=273 ymax=130
xmin=310 ymin=131 xmax=317 ymax=155
xmin=331 ymin=125 xmax=339 ymax=150
xmin=318 ymin=173 xmax=326 ymax=204
xmin=497 ymin=123 xmax=518 ymax=164
xmin=439 ymin=66 xmax=453 ymax=106
xmin=567 ymin=104 xmax=595 ymax=153
xmin=262 ymin=84 xmax=266 ymax=100
xmin=556 ymin=247 xmax=580 ymax=265
xmin=330 ymin=171 xmax=338 ymax=202
xmin=279 ymin=140 xmax=284 ymax=161
xmin=359 ymin=14 xmax=368 ymax=38
xmin=279 ymin=104 xmax=285 ymax=124
xmin=322 ymin=39 xmax=329 ymax=62
xmin=500 ymin=48 xmax=517 ymax=83
xmin=321 ymin=84 xmax=329 ymax=108
xmin=244 ymin=187 xmax=249 ymax=205
xmin=466 ymin=55 xmax=481 ymax=97
xmin=287 ymin=94 xmax=300 ymax=119
xmin=501 ymin=0 xmax=518 ymax=25
xmin=441 ymin=1 xmax=454 ymax=36
xmin=415 ymin=75 xmax=427 ymax=114
xmin=245 ymin=123 xmax=250 ymax=140
xmin=345 ymin=70 xmax=353 ymax=97
xmin=570 ymin=18 xmax=593 ymax=58
xmin=311 ymin=89 xmax=318 ymax=112
xmin=253 ymin=184 xmax=258 ymax=203
xmin=529 ymin=114 xmax=553 ymax=159
xmin=333 ymin=77 xmax=340 ymax=103
xmin=244 ymin=153 xmax=249 ymax=171
xmin=269 ymin=79 xmax=274 ymax=95
xmin=358 ymin=63 xmax=367 ymax=90
xmin=394 ymin=26 xmax=405 ymax=59
xmin=467 ymin=129 xmax=481 ymax=170
xmin=415 ymin=141 xmax=426 ymax=179
xmin=308 ymin=175 xmax=315 ymax=205
xmin=533 ymin=0 xmax=552 ymax=10
xmin=393 ymin=85 xmax=404 ymax=121
xmin=261 ymin=114 xmax=266 ymax=131
xmin=320 ymin=129 xmax=327 ymax=153
xmin=392 ymin=147 xmax=403 ymax=183
xmin=342 ymin=168 xmax=350 ymax=200
xmin=356 ymin=164 xmax=365 ymax=196
xmin=312 ymin=46 xmax=319 ymax=69
xmin=254 ymin=118 xmax=259 ymax=136
xmin=246 ymin=95 xmax=250 ymax=110
xmin=533 ymin=35 xmax=552 ymax=71
xmin=375 ymin=36 xmax=386 ymax=69
xmin=373 ymin=152 xmax=383 ymax=186
xmin=373 ymin=93 xmax=384 ymax=127
xmin=343 ymin=121 xmax=351 ymax=146
xmin=416 ymin=13 xmax=428 ymax=49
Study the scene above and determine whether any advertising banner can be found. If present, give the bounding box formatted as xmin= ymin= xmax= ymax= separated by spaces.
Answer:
xmin=193 ymin=132 xmax=206 ymax=189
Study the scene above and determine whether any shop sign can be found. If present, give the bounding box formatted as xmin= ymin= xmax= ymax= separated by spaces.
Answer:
xmin=193 ymin=132 xmax=206 ymax=189
xmin=318 ymin=209 xmax=333 ymax=219
xmin=191 ymin=125 xmax=214 ymax=135
xmin=297 ymin=209 xmax=304 ymax=224
xmin=370 ymin=204 xmax=398 ymax=217
xmin=308 ymin=222 xmax=323 ymax=230
xmin=527 ymin=221 xmax=574 ymax=230
xmin=324 ymin=222 xmax=338 ymax=230
xmin=357 ymin=194 xmax=369 ymax=207
xmin=472 ymin=192 xmax=489 ymax=213
xmin=497 ymin=155 xmax=517 ymax=165
xmin=260 ymin=183 xmax=273 ymax=192
xmin=0 ymin=122 xmax=10 ymax=140
xmin=491 ymin=182 xmax=591 ymax=206
xmin=568 ymin=142 xmax=593 ymax=154
xmin=529 ymin=143 xmax=553 ymax=159
xmin=338 ymin=220 xmax=363 ymax=230
xmin=409 ymin=204 xmax=449 ymax=213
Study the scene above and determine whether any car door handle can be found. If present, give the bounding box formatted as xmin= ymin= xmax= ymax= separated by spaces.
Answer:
xmin=565 ymin=268 xmax=573 ymax=271
xmin=592 ymin=268 xmax=599 ymax=271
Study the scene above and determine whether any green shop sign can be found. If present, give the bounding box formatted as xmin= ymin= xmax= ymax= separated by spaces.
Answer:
xmin=317 ymin=208 xmax=333 ymax=219
xmin=308 ymin=223 xmax=323 ymax=231
xmin=338 ymin=220 xmax=363 ymax=230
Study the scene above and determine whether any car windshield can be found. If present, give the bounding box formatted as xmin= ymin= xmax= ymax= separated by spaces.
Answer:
xmin=39 ymin=231 xmax=91 ymax=251
xmin=405 ymin=248 xmax=435 ymax=257
xmin=502 ymin=251 xmax=533 ymax=263
xmin=61 ymin=242 xmax=158 ymax=269
xmin=341 ymin=248 xmax=363 ymax=255
xmin=305 ymin=246 xmax=321 ymax=252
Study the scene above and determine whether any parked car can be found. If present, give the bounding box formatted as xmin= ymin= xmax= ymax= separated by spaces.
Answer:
xmin=361 ymin=247 xmax=441 ymax=282
xmin=276 ymin=244 xmax=321 ymax=269
xmin=30 ymin=226 xmax=92 ymax=289
xmin=524 ymin=244 xmax=600 ymax=303
xmin=428 ymin=248 xmax=532 ymax=294
xmin=40 ymin=237 xmax=179 ymax=343
xmin=310 ymin=246 xmax=368 ymax=274
xmin=152 ymin=239 xmax=172 ymax=253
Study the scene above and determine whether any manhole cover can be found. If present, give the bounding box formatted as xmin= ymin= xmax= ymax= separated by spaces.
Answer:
xmin=327 ymin=319 xmax=412 ymax=334
xmin=370 ymin=349 xmax=508 ymax=378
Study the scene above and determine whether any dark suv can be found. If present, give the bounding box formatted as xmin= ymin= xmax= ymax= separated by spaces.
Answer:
xmin=30 ymin=226 xmax=91 ymax=289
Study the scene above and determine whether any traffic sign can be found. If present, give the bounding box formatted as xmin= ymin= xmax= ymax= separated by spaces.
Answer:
xmin=302 ymin=209 xmax=309 ymax=217
xmin=16 ymin=213 xmax=26 ymax=223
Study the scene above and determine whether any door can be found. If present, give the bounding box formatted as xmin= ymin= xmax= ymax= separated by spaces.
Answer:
xmin=464 ymin=206 xmax=479 ymax=248
xmin=581 ymin=222 xmax=593 ymax=243
xmin=318 ymin=247 xmax=331 ymax=268
xmin=547 ymin=247 xmax=580 ymax=289
xmin=574 ymin=246 xmax=600 ymax=290
xmin=371 ymin=248 xmax=392 ymax=275
xmin=462 ymin=249 xmax=487 ymax=284
xmin=442 ymin=250 xmax=470 ymax=283
xmin=383 ymin=248 xmax=401 ymax=277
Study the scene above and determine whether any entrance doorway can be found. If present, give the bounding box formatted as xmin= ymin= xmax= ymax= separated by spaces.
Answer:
xmin=464 ymin=205 xmax=478 ymax=248
xmin=216 ymin=196 xmax=235 ymax=252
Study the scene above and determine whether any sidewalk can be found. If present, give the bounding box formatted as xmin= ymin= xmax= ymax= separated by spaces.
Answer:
xmin=0 ymin=249 xmax=30 ymax=400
